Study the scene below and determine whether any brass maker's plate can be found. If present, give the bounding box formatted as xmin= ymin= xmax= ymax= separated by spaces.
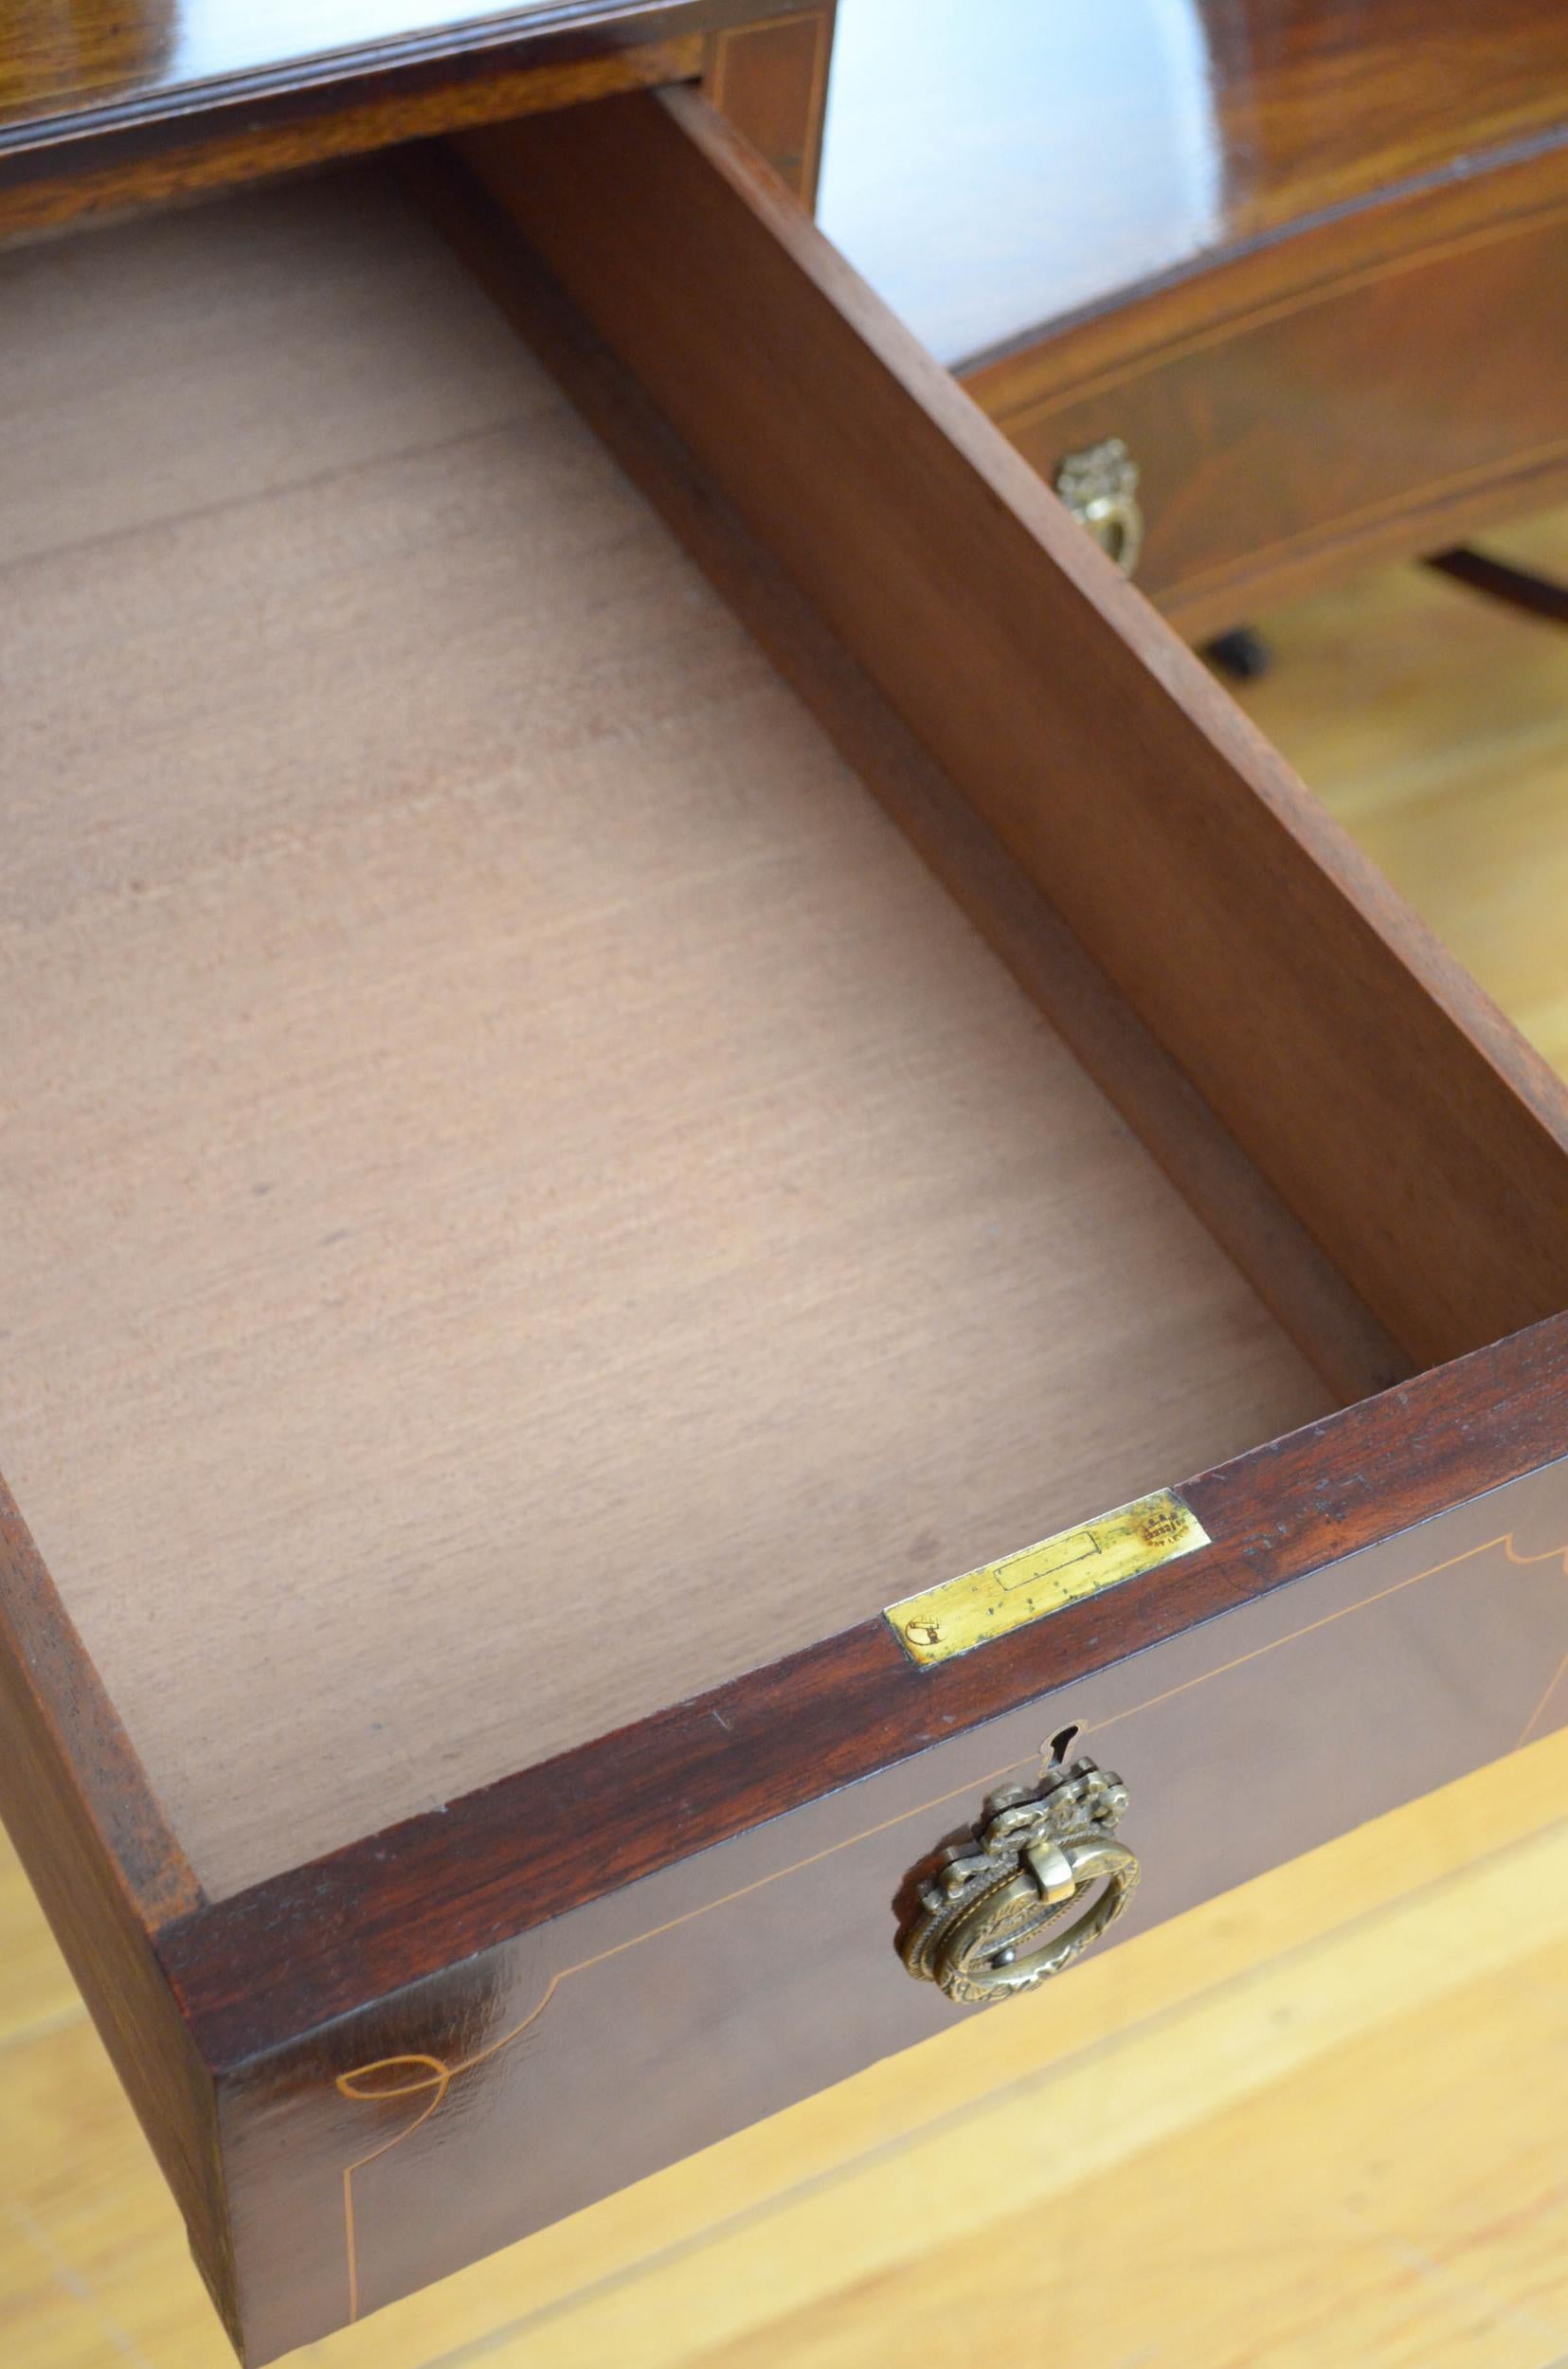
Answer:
xmin=885 ymin=1490 xmax=1209 ymax=1669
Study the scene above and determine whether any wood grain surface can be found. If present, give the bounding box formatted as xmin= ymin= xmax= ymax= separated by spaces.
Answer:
xmin=0 ymin=162 xmax=1326 ymax=1899
xmin=0 ymin=0 xmax=823 ymax=241
xmin=413 ymin=133 xmax=1411 ymax=1409
xmin=6 ymin=1723 xmax=1567 ymax=2369
xmin=0 ymin=1477 xmax=232 ymax=2346
xmin=998 ymin=173 xmax=1568 ymax=641
xmin=703 ymin=4 xmax=834 ymax=205
xmin=910 ymin=9 xmax=1568 ymax=640
xmin=0 ymin=31 xmax=716 ymax=240
xmin=8 ymin=509 xmax=1568 ymax=2369
xmin=816 ymin=0 xmax=1568 ymax=368
xmin=461 ymin=88 xmax=1568 ymax=1375
xmin=1235 ymin=505 xmax=1568 ymax=1081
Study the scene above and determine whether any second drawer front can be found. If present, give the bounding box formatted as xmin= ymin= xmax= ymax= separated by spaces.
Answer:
xmin=989 ymin=203 xmax=1568 ymax=636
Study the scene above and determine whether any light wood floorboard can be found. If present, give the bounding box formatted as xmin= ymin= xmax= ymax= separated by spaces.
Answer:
xmin=1233 ymin=505 xmax=1568 ymax=1078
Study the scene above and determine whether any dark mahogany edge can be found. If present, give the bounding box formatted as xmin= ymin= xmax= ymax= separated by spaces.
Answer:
xmin=156 ymin=1310 xmax=1568 ymax=2070
xmin=0 ymin=0 xmax=761 ymax=205
xmin=0 ymin=1478 xmax=236 ymax=2338
xmin=954 ymin=119 xmax=1568 ymax=387
xmin=0 ymin=1472 xmax=201 ymax=1926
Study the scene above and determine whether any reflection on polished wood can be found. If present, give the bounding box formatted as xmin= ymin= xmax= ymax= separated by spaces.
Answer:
xmin=988 ymin=163 xmax=1568 ymax=641
xmin=0 ymin=0 xmax=664 ymax=133
xmin=1235 ymin=507 xmax=1568 ymax=1081
xmin=0 ymin=0 xmax=776 ymax=235
xmin=815 ymin=0 xmax=1568 ymax=639
xmin=818 ymin=0 xmax=1568 ymax=368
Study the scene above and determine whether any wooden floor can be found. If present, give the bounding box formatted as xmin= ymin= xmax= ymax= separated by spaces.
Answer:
xmin=1235 ymin=505 xmax=1568 ymax=1078
xmin=6 ymin=519 xmax=1568 ymax=2368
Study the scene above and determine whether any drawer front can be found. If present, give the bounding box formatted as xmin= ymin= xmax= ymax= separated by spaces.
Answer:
xmin=211 ymin=1450 xmax=1568 ymax=2360
xmin=987 ymin=198 xmax=1568 ymax=638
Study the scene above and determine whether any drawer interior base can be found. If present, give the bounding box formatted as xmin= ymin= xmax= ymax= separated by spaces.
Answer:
xmin=0 ymin=168 xmax=1334 ymax=1897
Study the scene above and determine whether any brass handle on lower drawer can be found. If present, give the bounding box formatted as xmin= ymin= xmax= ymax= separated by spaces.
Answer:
xmin=899 ymin=1757 xmax=1139 ymax=2004
xmin=1052 ymin=438 xmax=1144 ymax=576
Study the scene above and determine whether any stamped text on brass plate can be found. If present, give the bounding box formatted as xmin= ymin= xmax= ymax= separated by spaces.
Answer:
xmin=885 ymin=1489 xmax=1210 ymax=1668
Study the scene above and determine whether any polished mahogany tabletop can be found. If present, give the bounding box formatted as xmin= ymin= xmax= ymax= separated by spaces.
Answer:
xmin=816 ymin=0 xmax=1568 ymax=367
xmin=0 ymin=0 xmax=557 ymax=132
xmin=0 ymin=0 xmax=748 ymax=167
xmin=0 ymin=0 xmax=766 ymax=228
xmin=7 ymin=1 xmax=1565 ymax=372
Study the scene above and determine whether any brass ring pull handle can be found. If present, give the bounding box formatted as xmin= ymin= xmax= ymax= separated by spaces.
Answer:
xmin=1052 ymin=439 xmax=1144 ymax=576
xmin=936 ymin=1832 xmax=1138 ymax=1999
xmin=900 ymin=1758 xmax=1138 ymax=2005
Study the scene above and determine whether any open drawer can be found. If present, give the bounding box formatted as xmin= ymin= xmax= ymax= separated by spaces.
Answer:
xmin=5 ymin=81 xmax=1568 ymax=2365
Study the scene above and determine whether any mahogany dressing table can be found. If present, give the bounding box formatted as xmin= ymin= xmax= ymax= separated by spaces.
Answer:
xmin=814 ymin=0 xmax=1568 ymax=640
xmin=2 ymin=5 xmax=1567 ymax=2357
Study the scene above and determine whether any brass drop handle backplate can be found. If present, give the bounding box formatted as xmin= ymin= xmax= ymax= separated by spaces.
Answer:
xmin=899 ymin=1757 xmax=1138 ymax=2005
xmin=1053 ymin=438 xmax=1144 ymax=576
